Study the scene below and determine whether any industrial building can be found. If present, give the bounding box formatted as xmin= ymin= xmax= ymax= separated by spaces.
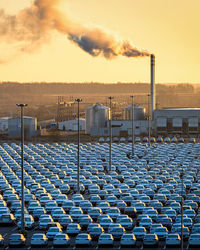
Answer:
xmin=8 ymin=117 xmax=37 ymax=138
xmin=85 ymin=54 xmax=200 ymax=138
xmin=58 ymin=119 xmax=85 ymax=131
xmin=154 ymin=108 xmax=200 ymax=136
xmin=0 ymin=117 xmax=10 ymax=132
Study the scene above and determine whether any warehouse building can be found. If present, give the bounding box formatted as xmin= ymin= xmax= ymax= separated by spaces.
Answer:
xmin=8 ymin=116 xmax=37 ymax=138
xmin=0 ymin=117 xmax=10 ymax=132
xmin=58 ymin=119 xmax=85 ymax=131
xmin=154 ymin=108 xmax=200 ymax=136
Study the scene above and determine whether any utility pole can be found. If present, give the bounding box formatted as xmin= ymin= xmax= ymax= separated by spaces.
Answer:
xmin=16 ymin=104 xmax=28 ymax=235
xmin=130 ymin=95 xmax=134 ymax=157
xmin=75 ymin=98 xmax=82 ymax=193
xmin=108 ymin=96 xmax=114 ymax=173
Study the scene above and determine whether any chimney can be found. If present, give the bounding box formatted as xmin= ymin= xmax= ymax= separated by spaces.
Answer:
xmin=150 ymin=54 xmax=155 ymax=118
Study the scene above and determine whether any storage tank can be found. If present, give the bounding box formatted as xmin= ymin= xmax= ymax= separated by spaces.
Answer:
xmin=125 ymin=105 xmax=145 ymax=121
xmin=86 ymin=104 xmax=109 ymax=134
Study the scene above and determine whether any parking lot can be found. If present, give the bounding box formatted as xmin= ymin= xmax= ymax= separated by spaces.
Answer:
xmin=0 ymin=141 xmax=200 ymax=249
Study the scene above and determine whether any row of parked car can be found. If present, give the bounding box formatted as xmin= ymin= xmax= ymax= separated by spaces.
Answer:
xmin=0 ymin=142 xmax=200 ymax=248
xmin=99 ymin=136 xmax=196 ymax=143
xmin=0 ymin=231 xmax=192 ymax=247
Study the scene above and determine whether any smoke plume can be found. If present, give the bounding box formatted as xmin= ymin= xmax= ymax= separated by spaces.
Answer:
xmin=0 ymin=0 xmax=149 ymax=59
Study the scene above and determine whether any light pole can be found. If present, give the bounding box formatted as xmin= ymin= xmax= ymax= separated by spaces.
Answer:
xmin=75 ymin=98 xmax=82 ymax=193
xmin=147 ymin=94 xmax=151 ymax=145
xmin=16 ymin=103 xmax=28 ymax=235
xmin=108 ymin=96 xmax=114 ymax=173
xmin=130 ymin=95 xmax=134 ymax=158
xmin=180 ymin=165 xmax=184 ymax=250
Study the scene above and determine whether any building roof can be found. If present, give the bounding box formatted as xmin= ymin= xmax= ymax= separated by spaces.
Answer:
xmin=160 ymin=107 xmax=200 ymax=111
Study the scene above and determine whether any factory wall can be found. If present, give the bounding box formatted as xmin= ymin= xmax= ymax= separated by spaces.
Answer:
xmin=8 ymin=117 xmax=37 ymax=138
xmin=154 ymin=108 xmax=200 ymax=135
xmin=90 ymin=120 xmax=151 ymax=137
xmin=0 ymin=117 xmax=10 ymax=131
xmin=58 ymin=119 xmax=85 ymax=131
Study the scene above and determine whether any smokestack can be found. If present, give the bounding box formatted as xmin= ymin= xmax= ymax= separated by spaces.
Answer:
xmin=150 ymin=54 xmax=155 ymax=118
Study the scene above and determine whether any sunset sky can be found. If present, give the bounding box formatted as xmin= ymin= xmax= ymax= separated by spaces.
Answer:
xmin=0 ymin=0 xmax=200 ymax=83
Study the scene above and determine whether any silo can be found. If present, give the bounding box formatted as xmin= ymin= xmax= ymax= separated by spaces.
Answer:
xmin=125 ymin=105 xmax=145 ymax=121
xmin=86 ymin=104 xmax=109 ymax=134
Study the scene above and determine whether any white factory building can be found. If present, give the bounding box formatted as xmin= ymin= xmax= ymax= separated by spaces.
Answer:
xmin=85 ymin=104 xmax=150 ymax=137
xmin=85 ymin=104 xmax=200 ymax=137
xmin=58 ymin=119 xmax=85 ymax=131
xmin=8 ymin=116 xmax=37 ymax=138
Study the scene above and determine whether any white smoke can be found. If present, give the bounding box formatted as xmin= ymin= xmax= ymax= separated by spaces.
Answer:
xmin=0 ymin=0 xmax=149 ymax=61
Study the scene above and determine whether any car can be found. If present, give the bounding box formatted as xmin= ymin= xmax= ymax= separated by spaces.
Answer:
xmin=33 ymin=207 xmax=46 ymax=221
xmin=98 ymin=233 xmax=114 ymax=246
xmin=143 ymin=137 xmax=149 ymax=143
xmin=53 ymin=233 xmax=70 ymax=247
xmin=66 ymin=223 xmax=81 ymax=236
xmin=109 ymin=226 xmax=125 ymax=239
xmin=79 ymin=200 xmax=93 ymax=213
xmin=52 ymin=207 xmax=66 ymax=221
xmin=9 ymin=233 xmax=26 ymax=247
xmin=189 ymin=138 xmax=196 ymax=143
xmin=132 ymin=226 xmax=146 ymax=240
xmin=154 ymin=226 xmax=168 ymax=240
xmin=156 ymin=136 xmax=163 ymax=143
xmin=46 ymin=221 xmax=63 ymax=231
xmin=99 ymin=137 xmax=105 ymax=143
xmin=107 ymin=207 xmax=120 ymax=221
xmin=139 ymin=217 xmax=152 ymax=229
xmin=188 ymin=233 xmax=200 ymax=247
xmin=166 ymin=233 xmax=181 ymax=246
xmin=192 ymin=223 xmax=200 ymax=233
xmin=120 ymin=233 xmax=136 ymax=246
xmin=89 ymin=194 xmax=101 ymax=206
xmin=31 ymin=233 xmax=48 ymax=246
xmin=143 ymin=233 xmax=159 ymax=246
xmin=135 ymin=137 xmax=141 ymax=143
xmin=99 ymin=217 xmax=113 ymax=231
xmin=70 ymin=207 xmax=83 ymax=221
xmin=88 ymin=207 xmax=102 ymax=221
xmin=62 ymin=200 xmax=75 ymax=213
xmin=59 ymin=215 xmax=73 ymax=229
xmin=45 ymin=201 xmax=58 ymax=213
xmin=0 ymin=213 xmax=16 ymax=225
xmin=164 ymin=137 xmax=171 ymax=143
xmin=0 ymin=234 xmax=4 ymax=246
xmin=17 ymin=214 xmax=34 ymax=229
xmin=98 ymin=201 xmax=110 ymax=213
xmin=75 ymin=233 xmax=92 ymax=246
xmin=118 ymin=217 xmax=133 ymax=231
xmin=39 ymin=216 xmax=53 ymax=230
xmin=90 ymin=226 xmax=104 ymax=240
xmin=46 ymin=226 xmax=62 ymax=240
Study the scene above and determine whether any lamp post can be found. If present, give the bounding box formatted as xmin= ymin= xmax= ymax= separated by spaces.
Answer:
xmin=16 ymin=104 xmax=28 ymax=235
xmin=75 ymin=98 xmax=82 ymax=193
xmin=147 ymin=94 xmax=151 ymax=145
xmin=108 ymin=97 xmax=114 ymax=173
xmin=180 ymin=165 xmax=184 ymax=250
xmin=130 ymin=95 xmax=134 ymax=158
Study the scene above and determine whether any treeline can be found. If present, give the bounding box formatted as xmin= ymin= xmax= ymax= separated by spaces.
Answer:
xmin=0 ymin=82 xmax=196 ymax=95
xmin=0 ymin=82 xmax=199 ymax=120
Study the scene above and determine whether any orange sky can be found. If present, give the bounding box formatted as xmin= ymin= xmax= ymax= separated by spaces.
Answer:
xmin=0 ymin=0 xmax=200 ymax=83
